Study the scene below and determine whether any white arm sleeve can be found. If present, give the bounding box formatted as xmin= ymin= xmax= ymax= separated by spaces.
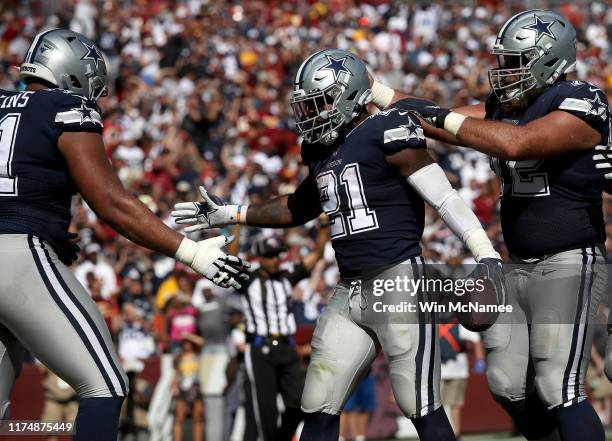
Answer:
xmin=407 ymin=163 xmax=500 ymax=261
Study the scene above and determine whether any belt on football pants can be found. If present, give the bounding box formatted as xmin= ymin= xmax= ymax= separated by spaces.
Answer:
xmin=246 ymin=334 xmax=295 ymax=347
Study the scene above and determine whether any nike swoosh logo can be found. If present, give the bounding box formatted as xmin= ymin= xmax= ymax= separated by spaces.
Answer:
xmin=541 ymin=269 xmax=556 ymax=277
xmin=398 ymin=111 xmax=409 ymax=115
xmin=589 ymin=87 xmax=601 ymax=93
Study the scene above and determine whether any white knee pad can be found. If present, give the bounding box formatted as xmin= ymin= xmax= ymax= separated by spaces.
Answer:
xmin=487 ymin=366 xmax=524 ymax=402
xmin=301 ymin=362 xmax=340 ymax=415
xmin=535 ymin=372 xmax=571 ymax=409
xmin=393 ymin=393 xmax=419 ymax=419
xmin=388 ymin=370 xmax=419 ymax=419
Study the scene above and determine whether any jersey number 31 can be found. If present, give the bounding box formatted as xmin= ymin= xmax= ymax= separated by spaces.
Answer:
xmin=316 ymin=163 xmax=379 ymax=239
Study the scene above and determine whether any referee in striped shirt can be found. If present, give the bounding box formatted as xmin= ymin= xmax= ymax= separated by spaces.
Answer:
xmin=242 ymin=223 xmax=328 ymax=441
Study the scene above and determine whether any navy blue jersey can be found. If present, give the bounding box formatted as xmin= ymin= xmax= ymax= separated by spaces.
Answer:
xmin=0 ymin=88 xmax=102 ymax=254
xmin=486 ymin=80 xmax=609 ymax=258
xmin=302 ymin=108 xmax=426 ymax=279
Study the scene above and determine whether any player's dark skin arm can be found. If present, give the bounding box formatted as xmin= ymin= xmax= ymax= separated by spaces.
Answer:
xmin=385 ymin=145 xmax=436 ymax=176
xmin=58 ymin=131 xmax=183 ymax=257
xmin=245 ymin=174 xmax=323 ymax=228
xmin=388 ymin=88 xmax=601 ymax=160
xmin=451 ymin=111 xmax=602 ymax=160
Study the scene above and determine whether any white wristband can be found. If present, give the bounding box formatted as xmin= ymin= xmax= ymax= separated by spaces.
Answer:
xmin=371 ymin=79 xmax=395 ymax=109
xmin=174 ymin=237 xmax=197 ymax=265
xmin=464 ymin=229 xmax=501 ymax=262
xmin=443 ymin=112 xmax=467 ymax=136
xmin=224 ymin=205 xmax=248 ymax=225
xmin=237 ymin=205 xmax=248 ymax=225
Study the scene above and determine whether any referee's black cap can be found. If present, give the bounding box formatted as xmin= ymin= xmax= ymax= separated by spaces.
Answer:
xmin=251 ymin=236 xmax=286 ymax=257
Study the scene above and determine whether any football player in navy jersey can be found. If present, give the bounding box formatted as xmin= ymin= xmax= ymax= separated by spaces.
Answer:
xmin=0 ymin=29 xmax=249 ymax=440
xmin=172 ymin=49 xmax=506 ymax=441
xmin=368 ymin=9 xmax=610 ymax=441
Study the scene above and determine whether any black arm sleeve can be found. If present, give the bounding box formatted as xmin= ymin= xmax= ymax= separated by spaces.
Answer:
xmin=286 ymin=175 xmax=323 ymax=224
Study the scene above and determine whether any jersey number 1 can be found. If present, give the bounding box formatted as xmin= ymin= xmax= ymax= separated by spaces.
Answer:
xmin=0 ymin=114 xmax=19 ymax=196
xmin=316 ymin=163 xmax=379 ymax=239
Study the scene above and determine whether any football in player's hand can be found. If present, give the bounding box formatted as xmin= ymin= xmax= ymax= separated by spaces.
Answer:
xmin=455 ymin=277 xmax=500 ymax=332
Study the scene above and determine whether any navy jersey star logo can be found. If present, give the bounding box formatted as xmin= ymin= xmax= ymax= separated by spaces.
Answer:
xmin=195 ymin=202 xmax=217 ymax=224
xmin=585 ymin=94 xmax=608 ymax=120
xmin=71 ymin=102 xmax=102 ymax=125
xmin=318 ymin=55 xmax=353 ymax=82
xmin=401 ymin=117 xmax=425 ymax=140
xmin=522 ymin=16 xmax=556 ymax=42
xmin=80 ymin=41 xmax=104 ymax=70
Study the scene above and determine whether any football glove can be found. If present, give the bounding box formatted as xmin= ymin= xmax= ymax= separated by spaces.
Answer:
xmin=594 ymin=144 xmax=612 ymax=179
xmin=171 ymin=186 xmax=246 ymax=232
xmin=175 ymin=235 xmax=250 ymax=290
xmin=474 ymin=257 xmax=507 ymax=306
xmin=458 ymin=257 xmax=507 ymax=332
xmin=394 ymin=98 xmax=451 ymax=128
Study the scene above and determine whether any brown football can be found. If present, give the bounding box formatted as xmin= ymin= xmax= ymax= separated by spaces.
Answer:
xmin=454 ymin=278 xmax=499 ymax=332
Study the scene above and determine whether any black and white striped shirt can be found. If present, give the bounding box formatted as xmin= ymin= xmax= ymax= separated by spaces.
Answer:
xmin=239 ymin=264 xmax=309 ymax=337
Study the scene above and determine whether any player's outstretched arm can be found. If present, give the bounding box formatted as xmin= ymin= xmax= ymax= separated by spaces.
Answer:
xmin=368 ymin=74 xmax=486 ymax=145
xmin=414 ymin=107 xmax=602 ymax=160
xmin=58 ymin=131 xmax=249 ymax=289
xmin=171 ymin=175 xmax=323 ymax=230
xmin=371 ymin=78 xmax=607 ymax=163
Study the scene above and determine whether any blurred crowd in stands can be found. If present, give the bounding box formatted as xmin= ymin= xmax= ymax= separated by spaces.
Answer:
xmin=0 ymin=0 xmax=610 ymax=439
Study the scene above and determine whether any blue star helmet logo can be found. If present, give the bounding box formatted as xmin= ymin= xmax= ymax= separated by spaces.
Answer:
xmin=521 ymin=15 xmax=556 ymax=42
xmin=317 ymin=55 xmax=353 ymax=82
xmin=80 ymin=41 xmax=104 ymax=70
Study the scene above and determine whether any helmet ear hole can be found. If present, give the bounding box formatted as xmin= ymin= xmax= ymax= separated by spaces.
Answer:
xmin=544 ymin=57 xmax=559 ymax=67
xmin=346 ymin=90 xmax=358 ymax=101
